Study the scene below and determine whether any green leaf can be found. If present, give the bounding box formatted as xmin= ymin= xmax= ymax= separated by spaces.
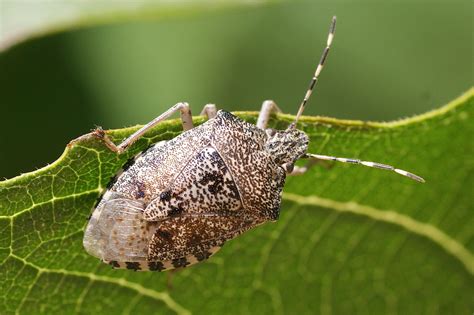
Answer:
xmin=1 ymin=89 xmax=473 ymax=314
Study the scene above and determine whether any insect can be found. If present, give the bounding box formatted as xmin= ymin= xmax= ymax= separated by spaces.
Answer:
xmin=83 ymin=16 xmax=424 ymax=272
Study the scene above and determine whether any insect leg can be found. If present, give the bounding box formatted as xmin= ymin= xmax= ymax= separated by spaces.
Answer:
xmin=257 ymin=100 xmax=282 ymax=129
xmin=199 ymin=104 xmax=217 ymax=119
xmin=286 ymin=159 xmax=324 ymax=176
xmin=304 ymin=153 xmax=425 ymax=182
xmin=288 ymin=165 xmax=309 ymax=175
xmin=95 ymin=102 xmax=193 ymax=154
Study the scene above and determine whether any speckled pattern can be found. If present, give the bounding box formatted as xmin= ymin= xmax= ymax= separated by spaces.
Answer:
xmin=143 ymin=147 xmax=242 ymax=221
xmin=148 ymin=215 xmax=258 ymax=262
xmin=211 ymin=112 xmax=287 ymax=220
xmin=83 ymin=110 xmax=308 ymax=271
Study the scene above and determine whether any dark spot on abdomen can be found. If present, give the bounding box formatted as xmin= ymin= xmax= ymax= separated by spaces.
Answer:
xmin=194 ymin=251 xmax=212 ymax=262
xmin=108 ymin=260 xmax=120 ymax=268
xmin=125 ymin=262 xmax=141 ymax=271
xmin=148 ymin=261 xmax=165 ymax=271
xmin=172 ymin=257 xmax=190 ymax=268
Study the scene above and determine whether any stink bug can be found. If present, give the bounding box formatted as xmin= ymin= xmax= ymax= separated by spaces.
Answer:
xmin=83 ymin=16 xmax=424 ymax=272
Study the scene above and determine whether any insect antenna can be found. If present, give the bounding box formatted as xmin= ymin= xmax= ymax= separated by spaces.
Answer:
xmin=304 ymin=153 xmax=425 ymax=183
xmin=289 ymin=16 xmax=337 ymax=129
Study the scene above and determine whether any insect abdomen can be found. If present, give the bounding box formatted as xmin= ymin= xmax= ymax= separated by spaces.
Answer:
xmin=104 ymin=245 xmax=222 ymax=271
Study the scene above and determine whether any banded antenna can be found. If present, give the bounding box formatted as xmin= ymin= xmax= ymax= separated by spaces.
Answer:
xmin=287 ymin=16 xmax=424 ymax=183
xmin=289 ymin=16 xmax=336 ymax=129
xmin=305 ymin=154 xmax=425 ymax=183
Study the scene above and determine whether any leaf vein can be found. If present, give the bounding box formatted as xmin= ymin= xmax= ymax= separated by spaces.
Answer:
xmin=283 ymin=192 xmax=474 ymax=275
xmin=0 ymin=189 xmax=101 ymax=219
xmin=9 ymin=254 xmax=191 ymax=315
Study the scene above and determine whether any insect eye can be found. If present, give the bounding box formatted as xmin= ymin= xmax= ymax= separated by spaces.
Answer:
xmin=266 ymin=128 xmax=277 ymax=137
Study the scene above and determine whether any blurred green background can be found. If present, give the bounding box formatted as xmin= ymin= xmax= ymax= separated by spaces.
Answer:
xmin=0 ymin=0 xmax=472 ymax=179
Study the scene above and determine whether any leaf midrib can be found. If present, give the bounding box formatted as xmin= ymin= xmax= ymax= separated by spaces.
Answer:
xmin=4 ymin=190 xmax=472 ymax=276
xmin=3 ymin=190 xmax=471 ymax=315
xmin=283 ymin=192 xmax=474 ymax=275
